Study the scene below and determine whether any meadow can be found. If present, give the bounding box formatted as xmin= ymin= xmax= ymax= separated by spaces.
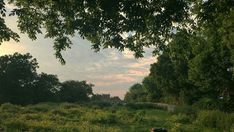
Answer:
xmin=0 ymin=103 xmax=233 ymax=132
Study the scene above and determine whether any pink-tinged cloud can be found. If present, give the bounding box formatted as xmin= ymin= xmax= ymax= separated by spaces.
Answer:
xmin=127 ymin=69 xmax=149 ymax=77
xmin=125 ymin=56 xmax=156 ymax=68
xmin=101 ymin=74 xmax=136 ymax=82
xmin=109 ymin=51 xmax=119 ymax=60
xmin=92 ymin=74 xmax=137 ymax=87
xmin=94 ymin=82 xmax=115 ymax=87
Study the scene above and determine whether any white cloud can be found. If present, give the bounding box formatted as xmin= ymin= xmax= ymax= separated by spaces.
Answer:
xmin=0 ymin=41 xmax=26 ymax=56
xmin=5 ymin=2 xmax=16 ymax=10
xmin=122 ymin=49 xmax=135 ymax=59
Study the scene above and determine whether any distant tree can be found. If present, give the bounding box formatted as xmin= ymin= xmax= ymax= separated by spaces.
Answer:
xmin=142 ymin=76 xmax=161 ymax=102
xmin=0 ymin=53 xmax=98 ymax=104
xmin=91 ymin=94 xmax=122 ymax=104
xmin=110 ymin=96 xmax=122 ymax=104
xmin=59 ymin=80 xmax=94 ymax=102
xmin=32 ymin=73 xmax=61 ymax=103
xmin=150 ymin=52 xmax=181 ymax=104
xmin=91 ymin=94 xmax=111 ymax=102
xmin=0 ymin=53 xmax=38 ymax=104
xmin=124 ymin=83 xmax=147 ymax=102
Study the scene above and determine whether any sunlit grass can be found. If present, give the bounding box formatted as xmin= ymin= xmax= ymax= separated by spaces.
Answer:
xmin=0 ymin=103 xmax=233 ymax=132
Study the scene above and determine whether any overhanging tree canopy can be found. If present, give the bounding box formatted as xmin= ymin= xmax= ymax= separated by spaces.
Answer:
xmin=1 ymin=0 xmax=189 ymax=63
xmin=0 ymin=0 xmax=233 ymax=70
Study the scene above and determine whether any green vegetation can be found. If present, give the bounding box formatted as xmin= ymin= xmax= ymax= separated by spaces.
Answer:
xmin=0 ymin=0 xmax=233 ymax=67
xmin=0 ymin=53 xmax=106 ymax=105
xmin=0 ymin=103 xmax=233 ymax=132
xmin=124 ymin=29 xmax=234 ymax=111
xmin=0 ymin=0 xmax=233 ymax=131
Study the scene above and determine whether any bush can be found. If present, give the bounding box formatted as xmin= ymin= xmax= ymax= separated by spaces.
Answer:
xmin=116 ymin=109 xmax=136 ymax=123
xmin=28 ymin=103 xmax=56 ymax=113
xmin=173 ymin=105 xmax=197 ymax=116
xmin=125 ymin=102 xmax=167 ymax=110
xmin=170 ymin=123 xmax=202 ymax=132
xmin=88 ymin=113 xmax=118 ymax=124
xmin=168 ymin=114 xmax=191 ymax=124
xmin=133 ymin=111 xmax=146 ymax=122
xmin=4 ymin=119 xmax=28 ymax=131
xmin=195 ymin=110 xmax=233 ymax=131
xmin=89 ymin=101 xmax=112 ymax=108
xmin=193 ymin=98 xmax=220 ymax=110
xmin=59 ymin=103 xmax=79 ymax=109
xmin=0 ymin=103 xmax=22 ymax=113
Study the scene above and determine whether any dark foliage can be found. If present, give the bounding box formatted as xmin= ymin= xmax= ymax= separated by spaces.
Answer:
xmin=0 ymin=53 xmax=94 ymax=105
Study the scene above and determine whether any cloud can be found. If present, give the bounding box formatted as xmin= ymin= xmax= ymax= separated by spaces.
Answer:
xmin=108 ymin=51 xmax=119 ymax=60
xmin=94 ymin=82 xmax=114 ymax=87
xmin=5 ymin=2 xmax=16 ymax=10
xmin=125 ymin=56 xmax=156 ymax=69
xmin=0 ymin=41 xmax=26 ymax=56
xmin=93 ymin=74 xmax=137 ymax=87
xmin=127 ymin=69 xmax=149 ymax=77
xmin=122 ymin=49 xmax=134 ymax=59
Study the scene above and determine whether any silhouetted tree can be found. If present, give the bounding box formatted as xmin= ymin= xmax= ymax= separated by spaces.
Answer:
xmin=124 ymin=83 xmax=147 ymax=102
xmin=142 ymin=76 xmax=162 ymax=102
xmin=92 ymin=94 xmax=122 ymax=104
xmin=0 ymin=53 xmax=101 ymax=104
xmin=0 ymin=53 xmax=38 ymax=104
xmin=32 ymin=73 xmax=61 ymax=103
xmin=59 ymin=80 xmax=94 ymax=102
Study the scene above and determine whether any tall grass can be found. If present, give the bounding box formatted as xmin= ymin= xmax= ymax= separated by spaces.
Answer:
xmin=0 ymin=103 xmax=233 ymax=131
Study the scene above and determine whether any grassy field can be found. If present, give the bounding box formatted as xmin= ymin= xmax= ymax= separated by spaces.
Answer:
xmin=0 ymin=103 xmax=233 ymax=132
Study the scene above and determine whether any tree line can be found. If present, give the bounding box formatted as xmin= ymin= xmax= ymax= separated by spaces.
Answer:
xmin=123 ymin=0 xmax=234 ymax=112
xmin=125 ymin=29 xmax=234 ymax=112
xmin=0 ymin=53 xmax=95 ymax=104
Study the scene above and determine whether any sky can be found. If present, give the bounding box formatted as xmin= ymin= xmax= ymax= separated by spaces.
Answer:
xmin=0 ymin=3 xmax=156 ymax=99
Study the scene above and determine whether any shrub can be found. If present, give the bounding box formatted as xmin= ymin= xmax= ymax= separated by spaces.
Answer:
xmin=22 ymin=114 xmax=43 ymax=121
xmin=125 ymin=102 xmax=167 ymax=110
xmin=91 ymin=113 xmax=118 ymax=124
xmin=4 ymin=119 xmax=28 ymax=131
xmin=193 ymin=98 xmax=220 ymax=110
xmin=173 ymin=105 xmax=197 ymax=115
xmin=0 ymin=103 xmax=22 ymax=113
xmin=28 ymin=103 xmax=55 ymax=113
xmin=89 ymin=101 xmax=112 ymax=108
xmin=133 ymin=111 xmax=146 ymax=122
xmin=195 ymin=110 xmax=233 ymax=131
xmin=168 ymin=114 xmax=191 ymax=124
xmin=116 ymin=110 xmax=136 ymax=123
xmin=59 ymin=103 xmax=79 ymax=109
xmin=50 ymin=109 xmax=68 ymax=117
xmin=170 ymin=123 xmax=203 ymax=132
